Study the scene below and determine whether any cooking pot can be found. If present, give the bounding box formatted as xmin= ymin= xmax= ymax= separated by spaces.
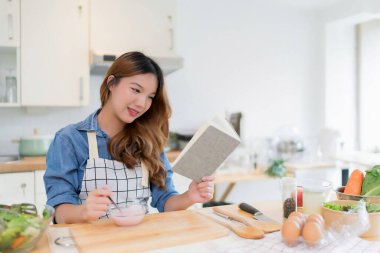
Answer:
xmin=14 ymin=130 xmax=54 ymax=157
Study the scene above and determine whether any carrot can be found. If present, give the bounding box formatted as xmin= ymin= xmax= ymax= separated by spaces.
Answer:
xmin=344 ymin=169 xmax=364 ymax=195
xmin=11 ymin=236 xmax=26 ymax=249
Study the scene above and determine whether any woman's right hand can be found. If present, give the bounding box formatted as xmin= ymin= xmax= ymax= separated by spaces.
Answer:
xmin=81 ymin=185 xmax=112 ymax=221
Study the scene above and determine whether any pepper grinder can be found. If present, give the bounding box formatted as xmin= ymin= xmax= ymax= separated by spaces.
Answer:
xmin=281 ymin=177 xmax=297 ymax=220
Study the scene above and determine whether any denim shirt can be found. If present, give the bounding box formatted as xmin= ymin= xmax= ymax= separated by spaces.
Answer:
xmin=44 ymin=109 xmax=179 ymax=212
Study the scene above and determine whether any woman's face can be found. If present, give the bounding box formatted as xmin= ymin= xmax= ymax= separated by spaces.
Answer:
xmin=108 ymin=73 xmax=158 ymax=124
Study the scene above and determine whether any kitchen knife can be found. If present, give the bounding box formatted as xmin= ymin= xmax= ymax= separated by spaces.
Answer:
xmin=238 ymin=203 xmax=280 ymax=224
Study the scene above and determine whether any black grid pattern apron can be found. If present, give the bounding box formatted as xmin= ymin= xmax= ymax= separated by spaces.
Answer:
xmin=79 ymin=131 xmax=151 ymax=217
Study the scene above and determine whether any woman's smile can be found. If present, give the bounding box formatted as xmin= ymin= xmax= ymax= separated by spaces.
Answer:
xmin=127 ymin=107 xmax=139 ymax=117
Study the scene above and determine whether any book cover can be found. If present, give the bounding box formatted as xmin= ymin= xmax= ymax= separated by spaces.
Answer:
xmin=172 ymin=116 xmax=241 ymax=182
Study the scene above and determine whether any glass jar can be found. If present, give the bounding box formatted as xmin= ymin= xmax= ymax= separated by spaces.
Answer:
xmin=5 ymin=73 xmax=17 ymax=103
xmin=281 ymin=177 xmax=297 ymax=220
xmin=301 ymin=179 xmax=331 ymax=215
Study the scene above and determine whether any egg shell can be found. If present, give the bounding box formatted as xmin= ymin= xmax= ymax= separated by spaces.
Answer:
xmin=306 ymin=214 xmax=324 ymax=227
xmin=281 ymin=219 xmax=302 ymax=247
xmin=288 ymin=216 xmax=304 ymax=228
xmin=302 ymin=221 xmax=323 ymax=247
xmin=289 ymin=211 xmax=304 ymax=220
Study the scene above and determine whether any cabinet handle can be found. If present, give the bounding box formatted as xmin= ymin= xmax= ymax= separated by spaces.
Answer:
xmin=21 ymin=183 xmax=26 ymax=196
xmin=7 ymin=14 xmax=13 ymax=40
xmin=168 ymin=15 xmax=173 ymax=50
xmin=169 ymin=28 xmax=174 ymax=50
xmin=79 ymin=77 xmax=84 ymax=102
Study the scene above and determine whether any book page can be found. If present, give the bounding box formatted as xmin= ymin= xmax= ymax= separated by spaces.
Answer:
xmin=172 ymin=117 xmax=240 ymax=182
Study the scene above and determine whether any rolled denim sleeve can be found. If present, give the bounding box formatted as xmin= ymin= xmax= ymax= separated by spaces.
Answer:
xmin=44 ymin=131 xmax=81 ymax=208
xmin=150 ymin=152 xmax=179 ymax=212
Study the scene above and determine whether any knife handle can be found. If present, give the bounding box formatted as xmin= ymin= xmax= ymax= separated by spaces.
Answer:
xmin=213 ymin=206 xmax=251 ymax=226
xmin=239 ymin=203 xmax=263 ymax=215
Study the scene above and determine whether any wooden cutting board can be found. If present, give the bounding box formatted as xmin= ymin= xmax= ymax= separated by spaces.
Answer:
xmin=70 ymin=210 xmax=229 ymax=253
xmin=213 ymin=205 xmax=281 ymax=233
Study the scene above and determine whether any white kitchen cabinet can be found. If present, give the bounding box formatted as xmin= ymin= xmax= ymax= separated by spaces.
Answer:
xmin=34 ymin=170 xmax=47 ymax=212
xmin=0 ymin=172 xmax=35 ymax=205
xmin=0 ymin=0 xmax=20 ymax=47
xmin=20 ymin=0 xmax=89 ymax=106
xmin=0 ymin=0 xmax=20 ymax=107
xmin=91 ymin=0 xmax=177 ymax=56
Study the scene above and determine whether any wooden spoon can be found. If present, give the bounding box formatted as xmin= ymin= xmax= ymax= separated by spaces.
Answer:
xmin=213 ymin=206 xmax=281 ymax=233
xmin=205 ymin=212 xmax=264 ymax=239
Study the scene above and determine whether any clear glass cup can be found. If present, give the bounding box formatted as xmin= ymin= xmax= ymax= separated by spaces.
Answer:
xmin=281 ymin=177 xmax=297 ymax=220
xmin=301 ymin=179 xmax=332 ymax=215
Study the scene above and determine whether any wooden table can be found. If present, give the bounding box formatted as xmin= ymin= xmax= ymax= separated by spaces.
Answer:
xmin=30 ymin=199 xmax=380 ymax=253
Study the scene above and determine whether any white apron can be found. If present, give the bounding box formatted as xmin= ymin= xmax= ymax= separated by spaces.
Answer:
xmin=79 ymin=131 xmax=151 ymax=217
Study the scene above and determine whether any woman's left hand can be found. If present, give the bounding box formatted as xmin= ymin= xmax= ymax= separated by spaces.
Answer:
xmin=187 ymin=175 xmax=215 ymax=203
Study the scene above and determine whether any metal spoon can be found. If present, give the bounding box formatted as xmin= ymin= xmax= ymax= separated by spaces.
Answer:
xmin=107 ymin=196 xmax=122 ymax=213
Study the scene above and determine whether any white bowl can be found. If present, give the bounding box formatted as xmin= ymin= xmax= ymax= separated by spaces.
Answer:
xmin=109 ymin=202 xmax=147 ymax=226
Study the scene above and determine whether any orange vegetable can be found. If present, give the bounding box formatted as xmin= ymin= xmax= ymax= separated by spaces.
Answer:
xmin=344 ymin=169 xmax=364 ymax=195
xmin=11 ymin=236 xmax=26 ymax=249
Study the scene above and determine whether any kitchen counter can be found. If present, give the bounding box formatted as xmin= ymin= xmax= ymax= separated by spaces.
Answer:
xmin=0 ymin=156 xmax=46 ymax=173
xmin=30 ymin=200 xmax=380 ymax=253
xmin=0 ymin=151 xmax=181 ymax=174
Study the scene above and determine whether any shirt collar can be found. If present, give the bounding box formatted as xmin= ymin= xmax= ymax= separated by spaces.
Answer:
xmin=76 ymin=108 xmax=109 ymax=138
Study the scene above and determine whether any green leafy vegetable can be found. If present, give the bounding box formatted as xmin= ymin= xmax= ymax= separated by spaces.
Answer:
xmin=361 ymin=165 xmax=380 ymax=195
xmin=266 ymin=159 xmax=286 ymax=178
xmin=366 ymin=203 xmax=380 ymax=213
xmin=0 ymin=207 xmax=45 ymax=251
xmin=323 ymin=201 xmax=380 ymax=213
xmin=323 ymin=202 xmax=357 ymax=211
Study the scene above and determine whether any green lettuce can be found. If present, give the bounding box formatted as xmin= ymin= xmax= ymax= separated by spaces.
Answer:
xmin=361 ymin=165 xmax=380 ymax=196
xmin=323 ymin=201 xmax=380 ymax=213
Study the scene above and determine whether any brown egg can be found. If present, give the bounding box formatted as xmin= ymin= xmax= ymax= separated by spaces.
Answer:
xmin=288 ymin=212 xmax=305 ymax=224
xmin=281 ymin=219 xmax=302 ymax=247
xmin=289 ymin=211 xmax=304 ymax=220
xmin=302 ymin=221 xmax=323 ymax=247
xmin=306 ymin=214 xmax=324 ymax=226
xmin=288 ymin=216 xmax=304 ymax=228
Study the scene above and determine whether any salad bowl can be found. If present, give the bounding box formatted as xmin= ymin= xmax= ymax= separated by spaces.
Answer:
xmin=0 ymin=203 xmax=54 ymax=253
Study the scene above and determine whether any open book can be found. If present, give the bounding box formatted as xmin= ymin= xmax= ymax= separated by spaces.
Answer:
xmin=172 ymin=116 xmax=241 ymax=182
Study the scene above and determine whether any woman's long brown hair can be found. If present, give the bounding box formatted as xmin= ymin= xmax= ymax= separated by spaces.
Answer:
xmin=100 ymin=52 xmax=171 ymax=189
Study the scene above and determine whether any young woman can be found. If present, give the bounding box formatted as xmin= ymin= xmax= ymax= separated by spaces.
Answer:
xmin=44 ymin=52 xmax=214 ymax=224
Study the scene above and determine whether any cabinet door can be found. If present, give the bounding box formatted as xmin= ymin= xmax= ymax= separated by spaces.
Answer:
xmin=0 ymin=0 xmax=20 ymax=47
xmin=0 ymin=172 xmax=35 ymax=205
xmin=21 ymin=0 xmax=89 ymax=106
xmin=34 ymin=170 xmax=47 ymax=212
xmin=91 ymin=0 xmax=176 ymax=56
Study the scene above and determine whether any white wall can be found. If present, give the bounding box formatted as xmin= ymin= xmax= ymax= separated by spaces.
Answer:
xmin=169 ymin=0 xmax=325 ymax=201
xmin=167 ymin=0 xmax=324 ymax=143
xmin=321 ymin=0 xmax=380 ymax=151
xmin=359 ymin=19 xmax=380 ymax=152
xmin=0 ymin=75 xmax=103 ymax=155
xmin=324 ymin=23 xmax=356 ymax=151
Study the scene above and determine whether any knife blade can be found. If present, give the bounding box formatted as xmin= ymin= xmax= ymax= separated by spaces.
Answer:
xmin=238 ymin=203 xmax=280 ymax=224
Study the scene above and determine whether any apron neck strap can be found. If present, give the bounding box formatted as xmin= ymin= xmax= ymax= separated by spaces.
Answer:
xmin=87 ymin=131 xmax=99 ymax=159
